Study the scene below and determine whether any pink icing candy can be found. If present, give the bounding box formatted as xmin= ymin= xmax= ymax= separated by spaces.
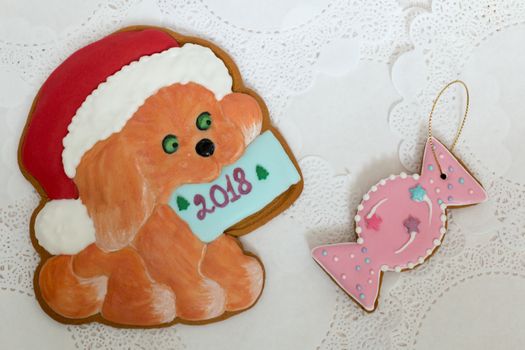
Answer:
xmin=312 ymin=137 xmax=487 ymax=311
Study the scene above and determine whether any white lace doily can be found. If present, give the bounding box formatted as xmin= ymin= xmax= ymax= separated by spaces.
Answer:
xmin=1 ymin=0 xmax=524 ymax=349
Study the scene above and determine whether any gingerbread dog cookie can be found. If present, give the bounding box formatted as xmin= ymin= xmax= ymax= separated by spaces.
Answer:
xmin=19 ymin=27 xmax=302 ymax=327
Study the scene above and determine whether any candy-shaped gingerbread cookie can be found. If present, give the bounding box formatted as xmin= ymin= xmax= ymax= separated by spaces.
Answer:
xmin=312 ymin=136 xmax=487 ymax=311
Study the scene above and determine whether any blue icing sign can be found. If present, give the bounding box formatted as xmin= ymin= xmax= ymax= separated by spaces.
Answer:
xmin=169 ymin=131 xmax=301 ymax=243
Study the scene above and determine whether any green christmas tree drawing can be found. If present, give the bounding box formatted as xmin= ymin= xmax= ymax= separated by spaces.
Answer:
xmin=176 ymin=196 xmax=190 ymax=211
xmin=256 ymin=165 xmax=269 ymax=180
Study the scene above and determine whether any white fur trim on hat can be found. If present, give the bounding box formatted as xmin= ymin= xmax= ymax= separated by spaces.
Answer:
xmin=62 ymin=43 xmax=233 ymax=179
xmin=35 ymin=199 xmax=96 ymax=255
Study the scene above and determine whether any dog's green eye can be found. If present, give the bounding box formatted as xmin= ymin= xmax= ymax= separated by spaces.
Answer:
xmin=162 ymin=134 xmax=179 ymax=154
xmin=196 ymin=112 xmax=212 ymax=130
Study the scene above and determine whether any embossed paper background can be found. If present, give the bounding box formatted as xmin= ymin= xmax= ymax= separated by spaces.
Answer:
xmin=1 ymin=1 xmax=524 ymax=349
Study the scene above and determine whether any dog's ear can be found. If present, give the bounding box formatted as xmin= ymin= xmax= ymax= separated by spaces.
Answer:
xmin=74 ymin=134 xmax=154 ymax=251
xmin=220 ymin=93 xmax=263 ymax=145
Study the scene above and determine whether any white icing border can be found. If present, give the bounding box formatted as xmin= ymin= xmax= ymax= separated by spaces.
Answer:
xmin=62 ymin=43 xmax=233 ymax=178
xmin=354 ymin=173 xmax=449 ymax=271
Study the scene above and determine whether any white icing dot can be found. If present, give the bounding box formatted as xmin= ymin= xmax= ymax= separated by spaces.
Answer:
xmin=350 ymin=253 xmax=355 ymax=259
xmin=412 ymin=174 xmax=420 ymax=180
xmin=363 ymin=193 xmax=370 ymax=201
xmin=435 ymin=187 xmax=441 ymax=194
xmin=439 ymin=153 xmax=444 ymax=159
xmin=355 ymin=226 xmax=362 ymax=234
xmin=389 ymin=174 xmax=396 ymax=180
xmin=433 ymin=239 xmax=441 ymax=246
xmin=400 ymin=172 xmax=407 ymax=179
xmin=380 ymin=265 xmax=389 ymax=271
xmin=469 ymin=189 xmax=474 ymax=195
xmin=333 ymin=256 xmax=339 ymax=262
xmin=368 ymin=279 xmax=373 ymax=284
xmin=441 ymin=214 xmax=447 ymax=222
xmin=355 ymin=215 xmax=361 ymax=222
xmin=440 ymin=204 xmax=447 ymax=211
xmin=408 ymin=262 xmax=415 ymax=269
xmin=371 ymin=185 xmax=378 ymax=192
xmin=341 ymin=274 xmax=347 ymax=280
xmin=380 ymin=179 xmax=386 ymax=185
xmin=440 ymin=227 xmax=446 ymax=234
xmin=426 ymin=248 xmax=433 ymax=255
xmin=357 ymin=238 xmax=364 ymax=244
xmin=429 ymin=178 xmax=434 ymax=184
xmin=357 ymin=204 xmax=364 ymax=211
xmin=394 ymin=266 xmax=402 ymax=272
xmin=418 ymin=257 xmax=425 ymax=264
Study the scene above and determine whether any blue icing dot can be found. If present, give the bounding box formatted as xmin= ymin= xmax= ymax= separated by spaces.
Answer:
xmin=458 ymin=177 xmax=465 ymax=184
xmin=448 ymin=166 xmax=454 ymax=172
xmin=428 ymin=164 xmax=434 ymax=171
xmin=361 ymin=247 xmax=368 ymax=253
xmin=321 ymin=250 xmax=327 ymax=256
xmin=359 ymin=293 xmax=365 ymax=300
xmin=448 ymin=184 xmax=453 ymax=190
xmin=437 ymin=199 xmax=443 ymax=205
xmin=355 ymin=265 xmax=361 ymax=271
xmin=365 ymin=257 xmax=371 ymax=264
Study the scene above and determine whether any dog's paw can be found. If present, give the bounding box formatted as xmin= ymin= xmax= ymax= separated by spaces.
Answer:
xmin=39 ymin=255 xmax=106 ymax=319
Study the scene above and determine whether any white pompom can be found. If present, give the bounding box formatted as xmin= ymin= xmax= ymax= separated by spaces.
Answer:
xmin=35 ymin=199 xmax=96 ymax=255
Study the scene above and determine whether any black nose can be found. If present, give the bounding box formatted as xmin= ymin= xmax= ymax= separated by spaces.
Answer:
xmin=195 ymin=138 xmax=215 ymax=157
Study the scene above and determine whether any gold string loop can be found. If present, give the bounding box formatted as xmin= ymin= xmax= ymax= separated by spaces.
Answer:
xmin=427 ymin=80 xmax=470 ymax=178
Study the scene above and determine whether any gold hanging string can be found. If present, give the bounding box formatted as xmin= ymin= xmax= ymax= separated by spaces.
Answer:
xmin=427 ymin=80 xmax=470 ymax=178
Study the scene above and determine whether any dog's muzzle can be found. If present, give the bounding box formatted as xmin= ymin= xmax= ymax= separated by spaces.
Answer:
xmin=195 ymin=138 xmax=215 ymax=157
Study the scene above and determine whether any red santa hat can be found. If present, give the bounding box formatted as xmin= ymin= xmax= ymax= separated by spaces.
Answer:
xmin=20 ymin=29 xmax=233 ymax=254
